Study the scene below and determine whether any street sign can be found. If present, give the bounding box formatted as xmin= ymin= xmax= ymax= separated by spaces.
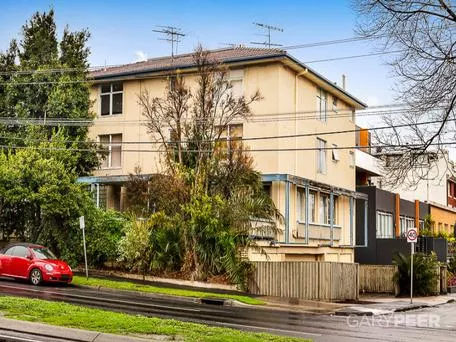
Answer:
xmin=406 ymin=227 xmax=417 ymax=243
xmin=79 ymin=216 xmax=85 ymax=230
xmin=79 ymin=216 xmax=88 ymax=279
xmin=407 ymin=227 xmax=418 ymax=304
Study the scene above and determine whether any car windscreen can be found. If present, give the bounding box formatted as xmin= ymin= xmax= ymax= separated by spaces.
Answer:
xmin=31 ymin=247 xmax=57 ymax=260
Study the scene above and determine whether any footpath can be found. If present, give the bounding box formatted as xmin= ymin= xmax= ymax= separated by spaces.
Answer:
xmin=0 ymin=317 xmax=163 ymax=341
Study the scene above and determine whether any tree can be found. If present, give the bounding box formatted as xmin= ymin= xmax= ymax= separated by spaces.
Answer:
xmin=0 ymin=10 xmax=98 ymax=175
xmin=354 ymin=0 xmax=456 ymax=186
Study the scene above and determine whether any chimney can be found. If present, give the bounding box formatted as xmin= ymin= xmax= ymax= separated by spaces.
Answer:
xmin=342 ymin=74 xmax=346 ymax=90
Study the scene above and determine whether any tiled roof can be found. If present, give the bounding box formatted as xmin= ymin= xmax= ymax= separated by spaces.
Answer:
xmin=90 ymin=47 xmax=286 ymax=79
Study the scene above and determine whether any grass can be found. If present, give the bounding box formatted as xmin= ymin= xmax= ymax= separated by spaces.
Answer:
xmin=0 ymin=296 xmax=308 ymax=342
xmin=72 ymin=275 xmax=265 ymax=305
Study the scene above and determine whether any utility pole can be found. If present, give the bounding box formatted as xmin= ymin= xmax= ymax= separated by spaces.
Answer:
xmin=153 ymin=26 xmax=186 ymax=57
xmin=251 ymin=22 xmax=283 ymax=48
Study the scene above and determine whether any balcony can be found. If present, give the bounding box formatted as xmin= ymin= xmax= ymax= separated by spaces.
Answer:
xmin=355 ymin=149 xmax=383 ymax=177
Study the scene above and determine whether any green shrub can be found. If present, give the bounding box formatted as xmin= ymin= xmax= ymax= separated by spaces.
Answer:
xmin=393 ymin=252 xmax=439 ymax=296
xmin=448 ymin=256 xmax=456 ymax=274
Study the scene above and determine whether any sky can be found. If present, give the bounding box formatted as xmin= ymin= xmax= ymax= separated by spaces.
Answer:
xmin=0 ymin=0 xmax=398 ymax=128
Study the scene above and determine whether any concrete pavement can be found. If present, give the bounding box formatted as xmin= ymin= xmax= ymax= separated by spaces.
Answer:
xmin=0 ymin=317 xmax=170 ymax=342
xmin=334 ymin=293 xmax=456 ymax=316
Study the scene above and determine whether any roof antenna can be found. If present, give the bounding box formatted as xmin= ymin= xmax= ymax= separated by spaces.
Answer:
xmin=251 ymin=22 xmax=283 ymax=48
xmin=153 ymin=26 xmax=186 ymax=57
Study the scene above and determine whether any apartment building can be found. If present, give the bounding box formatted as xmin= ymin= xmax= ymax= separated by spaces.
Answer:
xmin=80 ymin=47 xmax=368 ymax=262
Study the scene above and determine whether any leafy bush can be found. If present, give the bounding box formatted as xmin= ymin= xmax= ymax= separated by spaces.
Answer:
xmin=448 ymin=274 xmax=456 ymax=287
xmin=393 ymin=252 xmax=439 ymax=296
xmin=448 ymin=256 xmax=456 ymax=274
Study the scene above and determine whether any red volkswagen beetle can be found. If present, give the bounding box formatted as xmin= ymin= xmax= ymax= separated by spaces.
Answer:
xmin=0 ymin=243 xmax=73 ymax=285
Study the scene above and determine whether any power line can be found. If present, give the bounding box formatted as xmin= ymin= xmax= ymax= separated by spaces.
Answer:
xmin=0 ymin=117 xmax=453 ymax=145
xmin=2 ymin=140 xmax=456 ymax=154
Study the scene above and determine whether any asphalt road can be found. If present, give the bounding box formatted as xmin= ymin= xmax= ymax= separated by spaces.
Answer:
xmin=0 ymin=278 xmax=455 ymax=341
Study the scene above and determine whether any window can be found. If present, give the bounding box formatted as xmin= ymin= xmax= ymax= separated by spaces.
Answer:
xmin=399 ymin=216 xmax=415 ymax=237
xmin=100 ymin=82 xmax=123 ymax=116
xmin=419 ymin=219 xmax=425 ymax=231
xmin=318 ymin=193 xmax=337 ymax=225
xmin=229 ymin=69 xmax=244 ymax=98
xmin=12 ymin=246 xmax=29 ymax=258
xmin=4 ymin=247 xmax=16 ymax=256
xmin=316 ymin=88 xmax=327 ymax=121
xmin=297 ymin=188 xmax=316 ymax=223
xmin=99 ymin=134 xmax=122 ymax=168
xmin=332 ymin=144 xmax=340 ymax=162
xmin=349 ymin=150 xmax=355 ymax=168
xmin=332 ymin=97 xmax=338 ymax=113
xmin=376 ymin=211 xmax=394 ymax=238
xmin=319 ymin=193 xmax=329 ymax=224
xmin=317 ymin=138 xmax=327 ymax=174
xmin=216 ymin=124 xmax=243 ymax=152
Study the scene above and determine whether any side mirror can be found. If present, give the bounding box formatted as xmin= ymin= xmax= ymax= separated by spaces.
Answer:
xmin=26 ymin=254 xmax=33 ymax=260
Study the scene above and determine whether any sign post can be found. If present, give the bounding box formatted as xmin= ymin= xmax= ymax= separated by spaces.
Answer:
xmin=79 ymin=216 xmax=89 ymax=280
xmin=406 ymin=227 xmax=418 ymax=304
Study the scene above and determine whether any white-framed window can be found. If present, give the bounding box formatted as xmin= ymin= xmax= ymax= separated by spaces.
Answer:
xmin=319 ymin=193 xmax=329 ymax=224
xmin=99 ymin=134 xmax=122 ymax=168
xmin=296 ymin=188 xmax=316 ymax=223
xmin=332 ymin=144 xmax=340 ymax=162
xmin=332 ymin=96 xmax=338 ymax=113
xmin=317 ymin=138 xmax=327 ymax=174
xmin=100 ymin=82 xmax=123 ymax=116
xmin=316 ymin=87 xmax=327 ymax=122
xmin=349 ymin=150 xmax=355 ymax=168
xmin=229 ymin=69 xmax=244 ymax=98
xmin=216 ymin=123 xmax=243 ymax=153
xmin=318 ymin=193 xmax=337 ymax=225
xmin=419 ymin=219 xmax=425 ymax=230
xmin=399 ymin=216 xmax=415 ymax=237
xmin=376 ymin=211 xmax=394 ymax=238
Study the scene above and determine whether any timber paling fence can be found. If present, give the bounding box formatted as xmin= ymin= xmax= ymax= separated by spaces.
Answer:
xmin=359 ymin=264 xmax=398 ymax=294
xmin=248 ymin=261 xmax=359 ymax=301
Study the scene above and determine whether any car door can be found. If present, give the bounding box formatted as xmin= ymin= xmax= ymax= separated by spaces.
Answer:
xmin=0 ymin=247 xmax=16 ymax=276
xmin=10 ymin=246 xmax=32 ymax=278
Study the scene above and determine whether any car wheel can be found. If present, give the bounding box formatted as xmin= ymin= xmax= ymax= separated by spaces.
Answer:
xmin=29 ymin=268 xmax=42 ymax=286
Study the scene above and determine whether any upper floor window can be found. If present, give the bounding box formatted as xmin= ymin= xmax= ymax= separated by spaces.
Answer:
xmin=332 ymin=144 xmax=340 ymax=162
xmin=316 ymin=87 xmax=327 ymax=122
xmin=349 ymin=150 xmax=355 ymax=168
xmin=216 ymin=123 xmax=243 ymax=152
xmin=229 ymin=69 xmax=244 ymax=98
xmin=316 ymin=138 xmax=327 ymax=174
xmin=100 ymin=82 xmax=123 ymax=116
xmin=99 ymin=134 xmax=122 ymax=168
xmin=376 ymin=211 xmax=394 ymax=238
xmin=399 ymin=216 xmax=415 ymax=237
xmin=332 ymin=96 xmax=338 ymax=113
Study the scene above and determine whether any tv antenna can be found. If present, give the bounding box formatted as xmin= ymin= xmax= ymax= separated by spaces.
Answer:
xmin=152 ymin=26 xmax=186 ymax=57
xmin=251 ymin=22 xmax=283 ymax=48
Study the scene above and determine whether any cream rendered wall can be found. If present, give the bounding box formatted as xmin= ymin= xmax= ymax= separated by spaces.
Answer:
xmin=89 ymin=60 xmax=358 ymax=261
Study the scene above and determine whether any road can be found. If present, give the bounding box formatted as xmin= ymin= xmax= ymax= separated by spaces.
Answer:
xmin=0 ymin=278 xmax=455 ymax=341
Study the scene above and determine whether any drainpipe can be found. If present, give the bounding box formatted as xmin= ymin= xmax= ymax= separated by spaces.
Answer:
xmin=364 ymin=199 xmax=368 ymax=247
xmin=295 ymin=69 xmax=308 ymax=177
xmin=96 ymin=183 xmax=100 ymax=208
xmin=305 ymin=183 xmax=310 ymax=244
xmin=330 ymin=191 xmax=334 ymax=246
xmin=285 ymin=181 xmax=290 ymax=244
xmin=349 ymin=196 xmax=354 ymax=246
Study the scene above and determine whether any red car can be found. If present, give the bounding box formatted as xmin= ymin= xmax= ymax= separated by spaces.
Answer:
xmin=0 ymin=243 xmax=73 ymax=285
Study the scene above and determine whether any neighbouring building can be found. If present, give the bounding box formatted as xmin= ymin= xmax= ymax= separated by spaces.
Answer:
xmin=355 ymin=186 xmax=447 ymax=264
xmin=373 ymin=150 xmax=456 ymax=208
xmin=429 ymin=201 xmax=456 ymax=236
xmin=354 ymin=130 xmax=448 ymax=264
xmin=79 ymin=47 xmax=369 ymax=263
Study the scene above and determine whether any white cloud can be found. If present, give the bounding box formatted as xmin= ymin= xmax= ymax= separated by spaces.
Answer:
xmin=134 ymin=50 xmax=147 ymax=62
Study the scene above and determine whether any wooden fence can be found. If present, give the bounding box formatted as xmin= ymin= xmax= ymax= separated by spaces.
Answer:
xmin=359 ymin=265 xmax=398 ymax=294
xmin=248 ymin=261 xmax=359 ymax=301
